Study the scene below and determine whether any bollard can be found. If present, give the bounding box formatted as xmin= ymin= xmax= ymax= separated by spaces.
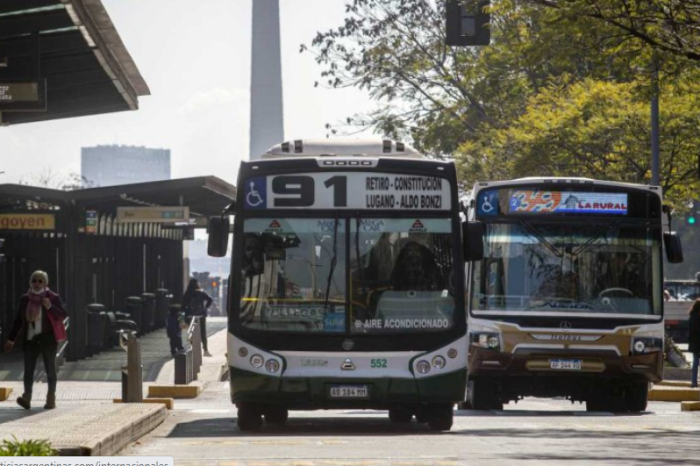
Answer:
xmin=174 ymin=349 xmax=194 ymax=385
xmin=188 ymin=316 xmax=203 ymax=378
xmin=119 ymin=330 xmax=143 ymax=402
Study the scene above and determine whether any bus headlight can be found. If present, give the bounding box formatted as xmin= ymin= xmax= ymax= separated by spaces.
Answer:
xmin=416 ymin=360 xmax=431 ymax=375
xmin=265 ymin=359 xmax=280 ymax=373
xmin=447 ymin=348 xmax=458 ymax=359
xmin=432 ymin=356 xmax=446 ymax=369
xmin=632 ymin=337 xmax=662 ymax=355
xmin=250 ymin=354 xmax=265 ymax=368
xmin=470 ymin=333 xmax=501 ymax=351
xmin=238 ymin=347 xmax=249 ymax=357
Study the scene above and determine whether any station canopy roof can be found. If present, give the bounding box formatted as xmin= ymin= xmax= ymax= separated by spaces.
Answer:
xmin=0 ymin=0 xmax=149 ymax=125
xmin=0 ymin=176 xmax=237 ymax=220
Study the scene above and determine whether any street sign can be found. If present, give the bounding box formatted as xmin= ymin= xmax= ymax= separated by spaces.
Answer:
xmin=0 ymin=80 xmax=47 ymax=112
xmin=116 ymin=206 xmax=190 ymax=223
xmin=0 ymin=213 xmax=55 ymax=231
xmin=160 ymin=217 xmax=209 ymax=229
xmin=86 ymin=210 xmax=98 ymax=235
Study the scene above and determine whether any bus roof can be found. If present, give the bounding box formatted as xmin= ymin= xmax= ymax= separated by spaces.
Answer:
xmin=262 ymin=139 xmax=424 ymax=159
xmin=473 ymin=177 xmax=662 ymax=195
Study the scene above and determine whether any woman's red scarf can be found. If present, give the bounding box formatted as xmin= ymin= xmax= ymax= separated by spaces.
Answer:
xmin=26 ymin=288 xmax=48 ymax=324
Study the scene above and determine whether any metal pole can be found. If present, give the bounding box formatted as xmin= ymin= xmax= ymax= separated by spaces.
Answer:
xmin=651 ymin=51 xmax=660 ymax=186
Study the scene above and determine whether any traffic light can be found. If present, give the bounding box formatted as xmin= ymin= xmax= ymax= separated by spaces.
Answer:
xmin=446 ymin=0 xmax=491 ymax=46
xmin=0 ymin=238 xmax=4 ymax=263
xmin=689 ymin=214 xmax=697 ymax=226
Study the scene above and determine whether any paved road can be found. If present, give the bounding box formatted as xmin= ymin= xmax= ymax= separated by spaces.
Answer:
xmin=122 ymin=381 xmax=700 ymax=466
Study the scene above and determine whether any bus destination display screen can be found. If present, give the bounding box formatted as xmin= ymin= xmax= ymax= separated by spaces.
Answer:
xmin=243 ymin=172 xmax=451 ymax=211
xmin=509 ymin=190 xmax=628 ymax=215
xmin=478 ymin=189 xmax=629 ymax=216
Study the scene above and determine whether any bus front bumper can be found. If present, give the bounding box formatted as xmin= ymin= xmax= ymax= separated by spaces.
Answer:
xmin=468 ymin=348 xmax=663 ymax=382
xmin=229 ymin=366 xmax=467 ymax=409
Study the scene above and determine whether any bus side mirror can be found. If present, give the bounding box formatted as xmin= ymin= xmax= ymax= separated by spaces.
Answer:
xmin=463 ymin=221 xmax=485 ymax=262
xmin=208 ymin=216 xmax=230 ymax=257
xmin=664 ymin=231 xmax=683 ymax=264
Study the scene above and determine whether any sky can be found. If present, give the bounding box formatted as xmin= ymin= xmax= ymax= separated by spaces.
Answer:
xmin=0 ymin=0 xmax=375 ymax=186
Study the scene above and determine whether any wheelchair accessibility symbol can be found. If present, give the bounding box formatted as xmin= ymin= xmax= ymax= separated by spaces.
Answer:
xmin=245 ymin=178 xmax=267 ymax=209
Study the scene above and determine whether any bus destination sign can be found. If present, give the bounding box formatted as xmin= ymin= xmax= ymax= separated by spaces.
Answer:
xmin=509 ymin=190 xmax=628 ymax=215
xmin=244 ymin=172 xmax=451 ymax=211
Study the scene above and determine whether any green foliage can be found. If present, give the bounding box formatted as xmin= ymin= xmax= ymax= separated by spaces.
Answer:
xmin=524 ymin=0 xmax=700 ymax=63
xmin=0 ymin=436 xmax=56 ymax=456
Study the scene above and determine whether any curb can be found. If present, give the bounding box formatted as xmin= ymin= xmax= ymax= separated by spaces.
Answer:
xmin=0 ymin=387 xmax=13 ymax=401
xmin=648 ymin=387 xmax=700 ymax=402
xmin=114 ymin=398 xmax=174 ymax=410
xmin=656 ymin=381 xmax=692 ymax=388
xmin=681 ymin=401 xmax=700 ymax=411
xmin=148 ymin=382 xmax=202 ymax=399
xmin=0 ymin=404 xmax=167 ymax=456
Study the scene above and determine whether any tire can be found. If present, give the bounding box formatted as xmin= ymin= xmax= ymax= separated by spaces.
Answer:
xmin=427 ymin=404 xmax=454 ymax=432
xmin=457 ymin=400 xmax=472 ymax=410
xmin=586 ymin=390 xmax=627 ymax=413
xmin=264 ymin=406 xmax=289 ymax=425
xmin=388 ymin=408 xmax=413 ymax=424
xmin=625 ymin=382 xmax=649 ymax=413
xmin=237 ymin=404 xmax=263 ymax=431
xmin=415 ymin=407 xmax=429 ymax=424
xmin=469 ymin=379 xmax=502 ymax=411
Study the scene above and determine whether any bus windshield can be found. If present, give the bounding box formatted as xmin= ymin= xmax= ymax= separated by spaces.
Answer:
xmin=351 ymin=218 xmax=456 ymax=333
xmin=471 ymin=221 xmax=662 ymax=317
xmin=240 ymin=218 xmax=347 ymax=333
xmin=238 ymin=217 xmax=457 ymax=334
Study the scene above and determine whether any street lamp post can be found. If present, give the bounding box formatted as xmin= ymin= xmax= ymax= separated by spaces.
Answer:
xmin=651 ymin=51 xmax=660 ymax=186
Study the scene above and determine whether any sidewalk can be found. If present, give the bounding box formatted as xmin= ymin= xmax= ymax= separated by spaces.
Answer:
xmin=0 ymin=318 xmax=229 ymax=455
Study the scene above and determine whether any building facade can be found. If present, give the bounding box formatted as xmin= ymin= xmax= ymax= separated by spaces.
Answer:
xmin=81 ymin=145 xmax=171 ymax=187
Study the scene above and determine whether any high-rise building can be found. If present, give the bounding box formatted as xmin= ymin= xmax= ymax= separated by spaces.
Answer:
xmin=81 ymin=145 xmax=171 ymax=187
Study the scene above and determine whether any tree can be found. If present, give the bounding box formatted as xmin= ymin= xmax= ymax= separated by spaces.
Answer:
xmin=19 ymin=169 xmax=94 ymax=191
xmin=524 ymin=0 xmax=700 ymax=63
xmin=457 ymin=77 xmax=700 ymax=203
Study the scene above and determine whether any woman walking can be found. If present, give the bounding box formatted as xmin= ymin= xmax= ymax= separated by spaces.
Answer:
xmin=183 ymin=278 xmax=213 ymax=357
xmin=688 ymin=299 xmax=700 ymax=388
xmin=3 ymin=271 xmax=67 ymax=409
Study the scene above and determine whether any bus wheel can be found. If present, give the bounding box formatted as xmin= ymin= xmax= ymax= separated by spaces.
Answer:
xmin=264 ymin=406 xmax=289 ymax=425
xmin=237 ymin=404 xmax=263 ymax=431
xmin=427 ymin=404 xmax=454 ymax=431
xmin=415 ymin=406 xmax=429 ymax=423
xmin=388 ymin=407 xmax=413 ymax=424
xmin=625 ymin=383 xmax=649 ymax=413
xmin=469 ymin=380 xmax=502 ymax=411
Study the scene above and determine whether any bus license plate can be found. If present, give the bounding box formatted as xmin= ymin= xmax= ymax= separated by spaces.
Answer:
xmin=329 ymin=385 xmax=369 ymax=399
xmin=550 ymin=359 xmax=582 ymax=370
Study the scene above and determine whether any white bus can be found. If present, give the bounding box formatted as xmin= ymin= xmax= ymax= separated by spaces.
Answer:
xmin=462 ymin=178 xmax=683 ymax=412
xmin=208 ymin=139 xmax=476 ymax=431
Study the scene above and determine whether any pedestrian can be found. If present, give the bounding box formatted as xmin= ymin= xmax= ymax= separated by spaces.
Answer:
xmin=166 ymin=306 xmax=186 ymax=356
xmin=2 ymin=271 xmax=67 ymax=410
xmin=688 ymin=299 xmax=700 ymax=388
xmin=183 ymin=278 xmax=213 ymax=357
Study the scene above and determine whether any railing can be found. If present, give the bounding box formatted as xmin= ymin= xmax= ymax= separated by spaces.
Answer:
xmin=56 ymin=316 xmax=70 ymax=365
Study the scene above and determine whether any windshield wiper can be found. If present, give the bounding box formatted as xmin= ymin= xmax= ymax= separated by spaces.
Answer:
xmin=323 ymin=214 xmax=340 ymax=313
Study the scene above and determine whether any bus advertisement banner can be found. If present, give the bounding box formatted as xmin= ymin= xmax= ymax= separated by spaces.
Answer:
xmin=244 ymin=172 xmax=451 ymax=211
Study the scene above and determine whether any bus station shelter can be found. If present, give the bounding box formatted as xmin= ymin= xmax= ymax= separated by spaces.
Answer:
xmin=0 ymin=0 xmax=149 ymax=124
xmin=0 ymin=177 xmax=236 ymax=361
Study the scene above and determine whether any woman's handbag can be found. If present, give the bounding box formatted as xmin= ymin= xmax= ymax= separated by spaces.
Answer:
xmin=47 ymin=309 xmax=67 ymax=343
